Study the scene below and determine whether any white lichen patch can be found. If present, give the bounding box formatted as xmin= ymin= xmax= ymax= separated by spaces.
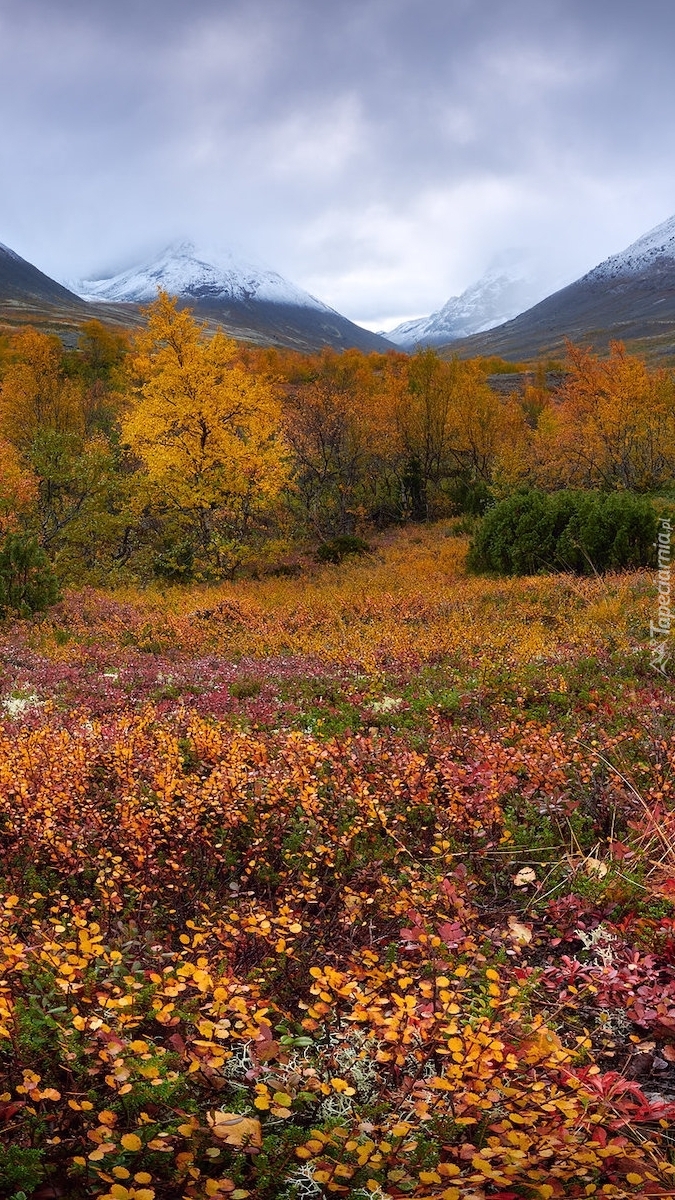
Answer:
xmin=2 ymin=689 xmax=43 ymax=718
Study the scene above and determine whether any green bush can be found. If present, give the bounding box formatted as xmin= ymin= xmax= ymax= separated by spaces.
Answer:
xmin=152 ymin=537 xmax=195 ymax=582
xmin=0 ymin=1144 xmax=45 ymax=1194
xmin=468 ymin=490 xmax=658 ymax=576
xmin=0 ymin=534 xmax=60 ymax=618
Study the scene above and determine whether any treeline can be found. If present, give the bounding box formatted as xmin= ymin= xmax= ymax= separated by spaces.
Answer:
xmin=1 ymin=291 xmax=674 ymax=592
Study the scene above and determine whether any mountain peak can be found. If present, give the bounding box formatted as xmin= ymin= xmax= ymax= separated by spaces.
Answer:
xmin=384 ymin=252 xmax=546 ymax=347
xmin=75 ymin=239 xmax=332 ymax=312
xmin=587 ymin=212 xmax=675 ymax=283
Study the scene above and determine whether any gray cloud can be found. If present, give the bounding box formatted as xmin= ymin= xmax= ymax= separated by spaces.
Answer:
xmin=1 ymin=0 xmax=675 ymax=326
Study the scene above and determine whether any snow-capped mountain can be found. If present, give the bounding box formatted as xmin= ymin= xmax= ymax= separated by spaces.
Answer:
xmin=385 ymin=253 xmax=546 ymax=348
xmin=435 ymin=212 xmax=675 ymax=364
xmin=70 ymin=239 xmax=392 ymax=353
xmin=584 ymin=212 xmax=675 ymax=283
xmin=74 ymin=239 xmax=332 ymax=311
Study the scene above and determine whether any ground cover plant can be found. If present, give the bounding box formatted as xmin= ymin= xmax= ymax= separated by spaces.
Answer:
xmin=0 ymin=526 xmax=674 ymax=1199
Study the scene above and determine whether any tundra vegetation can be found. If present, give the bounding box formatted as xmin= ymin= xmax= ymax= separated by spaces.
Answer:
xmin=0 ymin=298 xmax=674 ymax=1199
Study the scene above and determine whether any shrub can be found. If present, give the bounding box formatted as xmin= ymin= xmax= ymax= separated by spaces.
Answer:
xmin=316 ymin=534 xmax=371 ymax=564
xmin=468 ymin=489 xmax=658 ymax=576
xmin=0 ymin=1145 xmax=45 ymax=1194
xmin=152 ymin=538 xmax=195 ymax=582
xmin=0 ymin=534 xmax=60 ymax=618
xmin=445 ymin=476 xmax=493 ymax=516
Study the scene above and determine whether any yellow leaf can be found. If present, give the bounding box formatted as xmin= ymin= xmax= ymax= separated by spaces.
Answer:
xmin=391 ymin=1122 xmax=410 ymax=1137
xmin=626 ymin=1176 xmax=643 ymax=1187
xmin=471 ymin=1156 xmax=493 ymax=1175
xmin=134 ymin=1175 xmax=153 ymax=1186
xmin=121 ymin=1133 xmax=143 ymax=1152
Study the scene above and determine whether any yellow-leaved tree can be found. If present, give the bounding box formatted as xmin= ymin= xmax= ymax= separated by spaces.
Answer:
xmin=123 ymin=292 xmax=288 ymax=576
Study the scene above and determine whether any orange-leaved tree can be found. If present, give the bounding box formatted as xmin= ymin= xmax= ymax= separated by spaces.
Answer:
xmin=122 ymin=292 xmax=288 ymax=574
xmin=534 ymin=341 xmax=675 ymax=491
xmin=0 ymin=437 xmax=37 ymax=538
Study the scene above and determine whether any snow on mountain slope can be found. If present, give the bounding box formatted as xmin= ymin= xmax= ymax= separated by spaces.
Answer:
xmin=428 ymin=211 xmax=675 ymax=365
xmin=585 ymin=213 xmax=675 ymax=282
xmin=74 ymin=240 xmax=332 ymax=311
xmin=0 ymin=242 xmax=22 ymax=262
xmin=385 ymin=254 xmax=545 ymax=347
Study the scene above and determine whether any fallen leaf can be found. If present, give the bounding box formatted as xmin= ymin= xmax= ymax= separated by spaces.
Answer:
xmin=507 ymin=915 xmax=533 ymax=945
xmin=512 ymin=867 xmax=536 ymax=887
xmin=207 ymin=1112 xmax=262 ymax=1150
xmin=584 ymin=856 xmax=608 ymax=878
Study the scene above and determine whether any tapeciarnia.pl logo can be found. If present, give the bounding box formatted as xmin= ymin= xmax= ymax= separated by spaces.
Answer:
xmin=650 ymin=517 xmax=672 ymax=678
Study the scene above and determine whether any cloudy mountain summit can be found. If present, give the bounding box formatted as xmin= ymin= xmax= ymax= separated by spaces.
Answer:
xmin=74 ymin=240 xmax=393 ymax=353
xmin=384 ymin=253 xmax=548 ymax=348
xmin=75 ymin=239 xmax=331 ymax=309
xmin=441 ymin=212 xmax=675 ymax=363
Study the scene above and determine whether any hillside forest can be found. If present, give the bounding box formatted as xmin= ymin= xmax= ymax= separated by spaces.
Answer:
xmin=1 ymin=297 xmax=675 ymax=1200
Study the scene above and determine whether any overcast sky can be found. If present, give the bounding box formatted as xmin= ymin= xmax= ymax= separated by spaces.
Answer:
xmin=1 ymin=0 xmax=675 ymax=329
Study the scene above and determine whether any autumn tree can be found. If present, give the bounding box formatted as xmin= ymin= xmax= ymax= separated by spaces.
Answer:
xmin=122 ymin=292 xmax=288 ymax=575
xmin=0 ymin=327 xmax=84 ymax=447
xmin=66 ymin=319 xmax=131 ymax=438
xmin=0 ymin=438 xmax=37 ymax=537
xmin=0 ymin=327 xmax=131 ymax=580
xmin=394 ymin=351 xmax=528 ymax=517
xmin=534 ymin=341 xmax=675 ymax=492
xmin=281 ymin=349 xmax=399 ymax=536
